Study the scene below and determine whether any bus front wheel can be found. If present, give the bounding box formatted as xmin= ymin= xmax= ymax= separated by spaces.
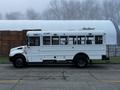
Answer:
xmin=13 ymin=56 xmax=26 ymax=68
xmin=73 ymin=54 xmax=88 ymax=68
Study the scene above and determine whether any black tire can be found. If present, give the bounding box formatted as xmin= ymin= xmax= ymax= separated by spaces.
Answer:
xmin=13 ymin=56 xmax=26 ymax=68
xmin=74 ymin=54 xmax=88 ymax=68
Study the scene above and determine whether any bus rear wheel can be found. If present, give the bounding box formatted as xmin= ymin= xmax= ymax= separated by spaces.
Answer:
xmin=13 ymin=56 xmax=26 ymax=68
xmin=74 ymin=54 xmax=88 ymax=68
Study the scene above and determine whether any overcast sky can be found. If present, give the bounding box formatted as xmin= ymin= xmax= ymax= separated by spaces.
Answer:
xmin=0 ymin=0 xmax=108 ymax=15
xmin=0 ymin=0 xmax=51 ymax=14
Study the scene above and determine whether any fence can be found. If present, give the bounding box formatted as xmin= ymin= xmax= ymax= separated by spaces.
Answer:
xmin=107 ymin=45 xmax=120 ymax=57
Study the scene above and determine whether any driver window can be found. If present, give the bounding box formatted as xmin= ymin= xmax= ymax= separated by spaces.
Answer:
xmin=28 ymin=37 xmax=40 ymax=46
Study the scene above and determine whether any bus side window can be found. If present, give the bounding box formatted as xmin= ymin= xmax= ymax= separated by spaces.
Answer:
xmin=29 ymin=37 xmax=40 ymax=46
xmin=78 ymin=36 xmax=86 ymax=45
xmin=60 ymin=36 xmax=68 ymax=45
xmin=95 ymin=35 xmax=103 ymax=44
xmin=69 ymin=36 xmax=77 ymax=45
xmin=52 ymin=36 xmax=59 ymax=45
xmin=86 ymin=36 xmax=94 ymax=44
xmin=43 ymin=36 xmax=51 ymax=45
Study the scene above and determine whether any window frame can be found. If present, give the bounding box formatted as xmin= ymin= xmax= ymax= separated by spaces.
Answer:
xmin=68 ymin=36 xmax=77 ymax=45
xmin=77 ymin=36 xmax=86 ymax=45
xmin=40 ymin=34 xmax=104 ymax=46
xmin=52 ymin=36 xmax=59 ymax=45
xmin=60 ymin=36 xmax=68 ymax=45
xmin=28 ymin=36 xmax=40 ymax=46
xmin=95 ymin=35 xmax=103 ymax=44
xmin=43 ymin=36 xmax=51 ymax=45
xmin=86 ymin=35 xmax=94 ymax=45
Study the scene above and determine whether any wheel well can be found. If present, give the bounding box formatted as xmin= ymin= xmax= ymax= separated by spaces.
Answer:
xmin=13 ymin=54 xmax=26 ymax=62
xmin=73 ymin=53 xmax=89 ymax=60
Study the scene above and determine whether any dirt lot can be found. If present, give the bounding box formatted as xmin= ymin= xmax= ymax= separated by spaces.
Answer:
xmin=0 ymin=64 xmax=120 ymax=90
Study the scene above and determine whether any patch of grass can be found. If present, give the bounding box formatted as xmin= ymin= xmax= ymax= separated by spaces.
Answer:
xmin=93 ymin=57 xmax=120 ymax=64
xmin=0 ymin=56 xmax=120 ymax=64
xmin=0 ymin=56 xmax=9 ymax=64
xmin=109 ymin=57 xmax=120 ymax=64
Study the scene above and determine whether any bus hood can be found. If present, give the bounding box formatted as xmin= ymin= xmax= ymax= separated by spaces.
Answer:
xmin=9 ymin=46 xmax=27 ymax=57
xmin=10 ymin=46 xmax=26 ymax=53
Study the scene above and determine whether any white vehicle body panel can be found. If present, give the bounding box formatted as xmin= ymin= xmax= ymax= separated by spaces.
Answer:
xmin=26 ymin=45 xmax=106 ymax=62
xmin=9 ymin=30 xmax=107 ymax=62
xmin=24 ymin=31 xmax=106 ymax=62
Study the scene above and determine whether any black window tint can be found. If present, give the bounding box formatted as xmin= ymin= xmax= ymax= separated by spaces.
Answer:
xmin=86 ymin=36 xmax=94 ymax=44
xmin=60 ymin=36 xmax=68 ymax=45
xmin=29 ymin=37 xmax=40 ymax=46
xmin=52 ymin=36 xmax=59 ymax=45
xmin=95 ymin=36 xmax=103 ymax=44
xmin=78 ymin=36 xmax=86 ymax=45
xmin=43 ymin=36 xmax=50 ymax=45
xmin=69 ymin=36 xmax=77 ymax=45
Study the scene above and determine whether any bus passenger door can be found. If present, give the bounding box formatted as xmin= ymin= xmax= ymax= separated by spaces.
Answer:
xmin=26 ymin=36 xmax=41 ymax=62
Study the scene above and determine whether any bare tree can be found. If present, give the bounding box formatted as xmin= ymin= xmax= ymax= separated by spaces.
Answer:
xmin=26 ymin=9 xmax=40 ymax=20
xmin=42 ymin=0 xmax=63 ymax=20
xmin=5 ymin=12 xmax=24 ymax=20
xmin=60 ymin=0 xmax=82 ymax=20
xmin=42 ymin=0 xmax=102 ymax=20
xmin=4 ymin=0 xmax=120 ymax=24
xmin=102 ymin=0 xmax=120 ymax=24
xmin=42 ymin=0 xmax=82 ymax=20
xmin=81 ymin=0 xmax=102 ymax=20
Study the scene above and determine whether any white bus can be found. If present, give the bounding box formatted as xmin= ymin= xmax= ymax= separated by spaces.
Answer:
xmin=9 ymin=30 xmax=109 ymax=68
